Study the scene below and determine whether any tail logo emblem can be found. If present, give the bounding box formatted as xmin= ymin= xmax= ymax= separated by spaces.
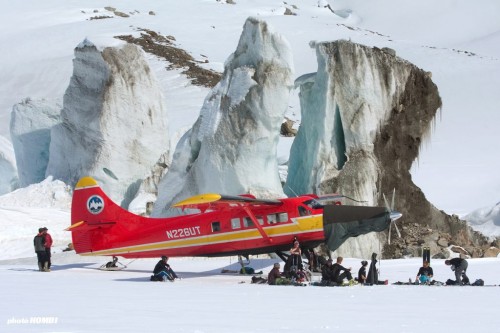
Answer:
xmin=87 ymin=195 xmax=104 ymax=215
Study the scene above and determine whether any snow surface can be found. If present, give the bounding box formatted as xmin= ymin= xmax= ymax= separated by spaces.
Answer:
xmin=1 ymin=1 xmax=500 ymax=331
xmin=2 ymin=254 xmax=500 ymax=333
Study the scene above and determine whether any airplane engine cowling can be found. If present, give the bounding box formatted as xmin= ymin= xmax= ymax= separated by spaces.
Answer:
xmin=322 ymin=205 xmax=390 ymax=252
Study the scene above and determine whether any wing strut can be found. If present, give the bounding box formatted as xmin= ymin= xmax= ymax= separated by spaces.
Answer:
xmin=242 ymin=206 xmax=272 ymax=243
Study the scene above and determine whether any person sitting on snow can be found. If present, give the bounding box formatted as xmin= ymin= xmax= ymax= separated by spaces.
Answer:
xmin=366 ymin=253 xmax=388 ymax=285
xmin=267 ymin=262 xmax=290 ymax=285
xmin=415 ymin=260 xmax=433 ymax=284
xmin=332 ymin=256 xmax=355 ymax=285
xmin=357 ymin=260 xmax=368 ymax=284
xmin=152 ymin=256 xmax=179 ymax=281
xmin=105 ymin=256 xmax=119 ymax=268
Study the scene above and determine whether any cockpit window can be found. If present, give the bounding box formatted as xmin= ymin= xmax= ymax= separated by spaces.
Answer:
xmin=303 ymin=199 xmax=323 ymax=209
xmin=298 ymin=206 xmax=310 ymax=216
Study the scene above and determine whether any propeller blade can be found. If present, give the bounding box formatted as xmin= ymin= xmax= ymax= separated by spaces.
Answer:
xmin=384 ymin=189 xmax=402 ymax=245
xmin=391 ymin=188 xmax=395 ymax=211
xmin=383 ymin=193 xmax=390 ymax=211
xmin=393 ymin=220 xmax=402 ymax=238
xmin=388 ymin=221 xmax=392 ymax=244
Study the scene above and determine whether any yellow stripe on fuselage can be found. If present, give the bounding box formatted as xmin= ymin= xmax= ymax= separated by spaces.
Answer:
xmin=79 ymin=214 xmax=324 ymax=256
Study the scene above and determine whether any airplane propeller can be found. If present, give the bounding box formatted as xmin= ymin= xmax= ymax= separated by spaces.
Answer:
xmin=383 ymin=188 xmax=403 ymax=245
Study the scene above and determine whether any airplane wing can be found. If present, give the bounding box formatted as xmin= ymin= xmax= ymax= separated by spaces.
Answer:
xmin=173 ymin=193 xmax=283 ymax=242
xmin=172 ymin=193 xmax=282 ymax=211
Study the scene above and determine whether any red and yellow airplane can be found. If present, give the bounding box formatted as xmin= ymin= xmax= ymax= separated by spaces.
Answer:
xmin=68 ymin=176 xmax=402 ymax=260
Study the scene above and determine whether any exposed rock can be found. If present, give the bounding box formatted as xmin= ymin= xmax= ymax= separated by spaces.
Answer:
xmin=280 ymin=118 xmax=297 ymax=136
xmin=287 ymin=40 xmax=492 ymax=258
xmin=437 ymin=237 xmax=449 ymax=247
xmin=114 ymin=11 xmax=129 ymax=17
xmin=483 ymin=247 xmax=500 ymax=257
xmin=116 ymin=29 xmax=221 ymax=88
xmin=450 ymin=245 xmax=469 ymax=256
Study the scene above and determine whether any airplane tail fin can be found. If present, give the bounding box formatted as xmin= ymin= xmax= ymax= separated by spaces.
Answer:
xmin=68 ymin=177 xmax=123 ymax=255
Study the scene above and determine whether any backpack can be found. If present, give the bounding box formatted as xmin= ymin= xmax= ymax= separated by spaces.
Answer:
xmin=240 ymin=267 xmax=255 ymax=274
xmin=445 ymin=279 xmax=457 ymax=285
xmin=472 ymin=279 xmax=484 ymax=286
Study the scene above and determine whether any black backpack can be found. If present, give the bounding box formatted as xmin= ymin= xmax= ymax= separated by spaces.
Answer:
xmin=472 ymin=279 xmax=484 ymax=286
xmin=445 ymin=279 xmax=457 ymax=285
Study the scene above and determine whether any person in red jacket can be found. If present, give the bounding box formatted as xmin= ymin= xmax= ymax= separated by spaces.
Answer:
xmin=41 ymin=227 xmax=53 ymax=271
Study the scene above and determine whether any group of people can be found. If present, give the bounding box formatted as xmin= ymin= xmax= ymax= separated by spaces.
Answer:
xmin=34 ymin=229 xmax=470 ymax=286
xmin=33 ymin=227 xmax=52 ymax=272
xmin=412 ymin=257 xmax=469 ymax=285
xmin=266 ymin=241 xmax=471 ymax=287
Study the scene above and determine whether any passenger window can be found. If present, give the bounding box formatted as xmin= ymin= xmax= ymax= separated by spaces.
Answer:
xmin=211 ymin=221 xmax=221 ymax=232
xmin=243 ymin=217 xmax=254 ymax=228
xmin=256 ymin=216 xmax=264 ymax=225
xmin=277 ymin=213 xmax=288 ymax=223
xmin=267 ymin=214 xmax=277 ymax=224
xmin=231 ymin=218 xmax=241 ymax=229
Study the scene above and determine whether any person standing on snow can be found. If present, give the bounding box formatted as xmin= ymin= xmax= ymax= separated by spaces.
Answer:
xmin=42 ymin=227 xmax=53 ymax=271
xmin=445 ymin=258 xmax=469 ymax=285
xmin=34 ymin=228 xmax=48 ymax=272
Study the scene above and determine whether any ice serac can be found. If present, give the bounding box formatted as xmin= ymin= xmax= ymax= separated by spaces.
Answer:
xmin=46 ymin=40 xmax=169 ymax=207
xmin=10 ymin=98 xmax=62 ymax=187
xmin=153 ymin=17 xmax=294 ymax=216
xmin=0 ymin=135 xmax=18 ymax=195
xmin=286 ymin=40 xmax=443 ymax=258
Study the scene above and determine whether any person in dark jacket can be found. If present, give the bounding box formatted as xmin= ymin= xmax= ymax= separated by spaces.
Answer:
xmin=331 ymin=256 xmax=354 ymax=284
xmin=445 ymin=258 xmax=469 ymax=285
xmin=267 ymin=262 xmax=289 ymax=285
xmin=321 ymin=258 xmax=335 ymax=284
xmin=415 ymin=261 xmax=433 ymax=284
xmin=153 ymin=256 xmax=178 ymax=281
xmin=33 ymin=228 xmax=48 ymax=272
xmin=357 ymin=260 xmax=368 ymax=284
xmin=366 ymin=253 xmax=388 ymax=285
xmin=105 ymin=256 xmax=119 ymax=268
xmin=322 ymin=257 xmax=355 ymax=285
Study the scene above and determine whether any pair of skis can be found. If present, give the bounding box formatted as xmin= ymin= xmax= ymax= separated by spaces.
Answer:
xmin=422 ymin=247 xmax=430 ymax=264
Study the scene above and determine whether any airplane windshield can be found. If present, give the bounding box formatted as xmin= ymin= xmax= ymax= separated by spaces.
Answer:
xmin=303 ymin=199 xmax=323 ymax=209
